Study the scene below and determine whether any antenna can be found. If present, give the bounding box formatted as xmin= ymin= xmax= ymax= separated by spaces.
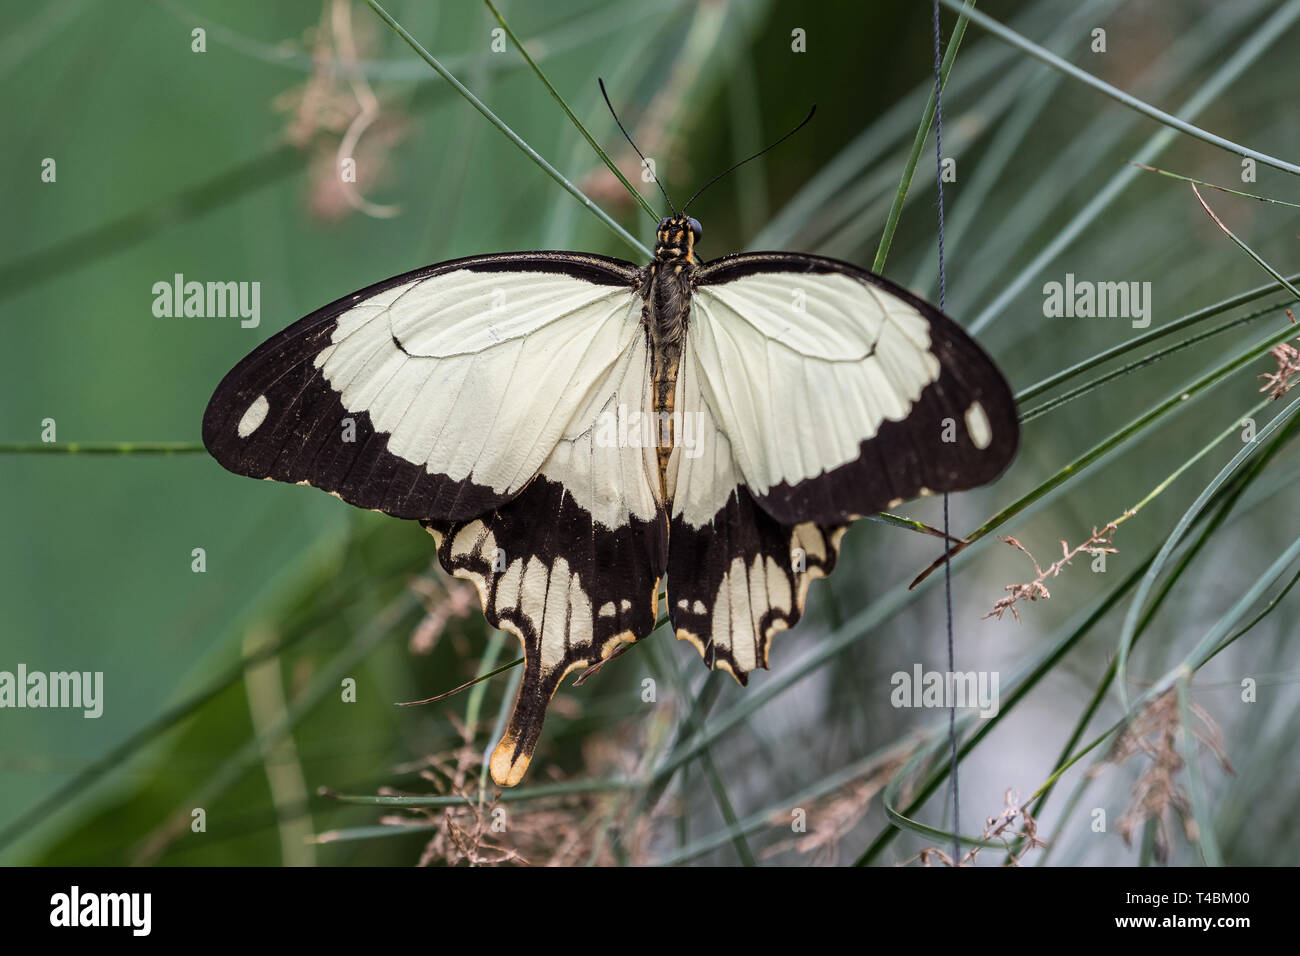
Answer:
xmin=682 ymin=105 xmax=817 ymax=213
xmin=599 ymin=78 xmax=677 ymax=216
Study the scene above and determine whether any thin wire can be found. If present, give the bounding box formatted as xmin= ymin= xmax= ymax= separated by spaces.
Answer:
xmin=932 ymin=0 xmax=960 ymax=868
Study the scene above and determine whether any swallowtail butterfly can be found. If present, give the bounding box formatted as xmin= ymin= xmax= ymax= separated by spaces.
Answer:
xmin=204 ymin=213 xmax=1018 ymax=786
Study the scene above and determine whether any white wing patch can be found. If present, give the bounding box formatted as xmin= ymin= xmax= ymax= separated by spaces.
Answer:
xmin=312 ymin=268 xmax=641 ymax=497
xmin=691 ymin=271 xmax=941 ymax=495
xmin=539 ymin=338 xmax=661 ymax=526
xmin=237 ymin=394 xmax=270 ymax=438
xmin=444 ymin=542 xmax=597 ymax=673
xmin=709 ymin=553 xmax=793 ymax=675
xmin=667 ymin=347 xmax=741 ymax=527
xmin=965 ymin=400 xmax=992 ymax=450
xmin=666 ymin=354 xmax=844 ymax=682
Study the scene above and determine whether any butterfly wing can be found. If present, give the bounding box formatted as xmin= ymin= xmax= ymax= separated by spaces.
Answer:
xmin=689 ymin=252 xmax=1018 ymax=524
xmin=202 ymin=251 xmax=643 ymax=521
xmin=203 ymin=251 xmax=667 ymax=786
xmin=666 ymin=252 xmax=1018 ymax=681
xmin=667 ymin=351 xmax=844 ymax=682
xmin=421 ymin=336 xmax=667 ymax=785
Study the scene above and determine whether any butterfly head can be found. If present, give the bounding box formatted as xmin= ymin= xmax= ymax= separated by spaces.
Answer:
xmin=655 ymin=216 xmax=702 ymax=264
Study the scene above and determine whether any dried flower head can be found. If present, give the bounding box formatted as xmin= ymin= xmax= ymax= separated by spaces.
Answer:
xmin=272 ymin=0 xmax=405 ymax=221
xmin=761 ymin=747 xmax=911 ymax=866
xmin=908 ymin=789 xmax=1046 ymax=867
xmin=985 ymin=525 xmax=1121 ymax=622
xmin=1094 ymin=688 xmax=1232 ymax=863
xmin=1259 ymin=336 xmax=1300 ymax=400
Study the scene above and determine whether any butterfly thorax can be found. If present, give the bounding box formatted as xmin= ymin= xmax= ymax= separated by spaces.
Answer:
xmin=642 ymin=217 xmax=700 ymax=501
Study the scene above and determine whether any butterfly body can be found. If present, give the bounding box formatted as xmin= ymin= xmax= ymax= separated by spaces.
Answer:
xmin=203 ymin=217 xmax=1018 ymax=786
xmin=643 ymin=217 xmax=701 ymax=498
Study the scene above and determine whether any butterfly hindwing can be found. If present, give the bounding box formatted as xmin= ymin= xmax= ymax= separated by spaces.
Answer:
xmin=421 ymin=337 xmax=667 ymax=785
xmin=662 ymin=350 xmax=837 ymax=680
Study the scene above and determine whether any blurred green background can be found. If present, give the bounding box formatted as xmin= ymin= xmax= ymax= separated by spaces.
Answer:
xmin=2 ymin=0 xmax=1298 ymax=866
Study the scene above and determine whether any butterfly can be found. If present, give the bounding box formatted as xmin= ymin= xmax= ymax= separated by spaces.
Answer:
xmin=202 ymin=103 xmax=1018 ymax=786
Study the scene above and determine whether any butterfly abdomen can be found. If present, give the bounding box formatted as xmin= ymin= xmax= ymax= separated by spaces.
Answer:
xmin=643 ymin=260 xmax=694 ymax=500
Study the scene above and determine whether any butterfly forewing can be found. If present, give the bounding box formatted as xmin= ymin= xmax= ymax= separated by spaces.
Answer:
xmin=202 ymin=252 xmax=642 ymax=520
xmin=689 ymin=252 xmax=1019 ymax=525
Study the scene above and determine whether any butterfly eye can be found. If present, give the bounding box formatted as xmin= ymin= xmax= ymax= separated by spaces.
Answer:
xmin=687 ymin=218 xmax=703 ymax=241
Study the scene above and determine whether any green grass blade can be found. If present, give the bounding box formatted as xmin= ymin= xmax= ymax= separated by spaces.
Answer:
xmin=1116 ymin=392 xmax=1300 ymax=709
xmin=364 ymin=0 xmax=651 ymax=259
xmin=482 ymin=0 xmax=659 ymax=223
xmin=1133 ymin=162 xmax=1300 ymax=208
xmin=939 ymin=0 xmax=1300 ymax=175
xmin=1016 ymin=277 xmax=1300 ymax=406
xmin=871 ymin=0 xmax=974 ymax=272
xmin=0 ymin=442 xmax=205 ymax=455
xmin=1190 ymin=183 xmax=1300 ymax=300
xmin=966 ymin=0 xmax=1300 ymax=333
xmin=964 ymin=321 xmax=1300 ymax=552
xmin=1018 ymin=303 xmax=1289 ymax=424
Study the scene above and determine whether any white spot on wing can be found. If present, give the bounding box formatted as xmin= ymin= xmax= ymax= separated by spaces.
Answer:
xmin=965 ymin=400 xmax=993 ymax=450
xmin=237 ymin=394 xmax=270 ymax=438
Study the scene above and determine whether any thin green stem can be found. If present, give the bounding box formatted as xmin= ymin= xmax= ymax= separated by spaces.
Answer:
xmin=1205 ymin=566 xmax=1300 ymax=663
xmin=1133 ymin=162 xmax=1300 ymax=208
xmin=394 ymin=655 xmax=523 ymax=706
xmin=657 ymin=645 xmax=757 ymax=865
xmin=651 ymin=741 xmax=913 ymax=866
xmin=1117 ymin=392 xmax=1300 ymax=709
xmin=483 ymin=0 xmax=658 ymax=224
xmin=1019 ymin=300 xmax=1292 ymax=423
xmin=364 ymin=0 xmax=651 ymax=259
xmin=938 ymin=0 xmax=1300 ymax=176
xmin=872 ymin=0 xmax=974 ymax=273
xmin=854 ymin=553 xmax=1155 ymax=865
xmin=966 ymin=0 xmax=1300 ymax=333
xmin=1016 ymin=274 xmax=1300 ymax=405
xmin=1191 ymin=182 xmax=1300 ymax=300
xmin=1008 ymin=413 xmax=1300 ymax=862
xmin=967 ymin=321 xmax=1300 ymax=550
xmin=321 ymin=776 xmax=633 ymax=808
xmin=0 ymin=442 xmax=205 ymax=454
